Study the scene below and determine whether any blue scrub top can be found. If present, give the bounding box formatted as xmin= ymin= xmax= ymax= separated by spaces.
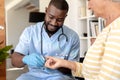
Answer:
xmin=15 ymin=22 xmax=80 ymax=80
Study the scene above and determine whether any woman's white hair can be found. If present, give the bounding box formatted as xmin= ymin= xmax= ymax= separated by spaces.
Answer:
xmin=112 ymin=0 xmax=120 ymax=2
xmin=112 ymin=0 xmax=120 ymax=7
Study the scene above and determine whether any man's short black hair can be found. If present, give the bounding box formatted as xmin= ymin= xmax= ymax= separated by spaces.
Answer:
xmin=48 ymin=0 xmax=69 ymax=12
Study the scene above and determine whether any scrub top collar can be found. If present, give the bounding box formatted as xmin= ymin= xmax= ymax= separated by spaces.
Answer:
xmin=42 ymin=22 xmax=64 ymax=42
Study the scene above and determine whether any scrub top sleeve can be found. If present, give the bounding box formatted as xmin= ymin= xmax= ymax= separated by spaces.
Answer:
xmin=15 ymin=27 xmax=31 ymax=55
xmin=68 ymin=33 xmax=80 ymax=61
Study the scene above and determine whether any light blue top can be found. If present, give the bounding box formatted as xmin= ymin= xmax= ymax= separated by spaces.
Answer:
xmin=15 ymin=22 xmax=80 ymax=80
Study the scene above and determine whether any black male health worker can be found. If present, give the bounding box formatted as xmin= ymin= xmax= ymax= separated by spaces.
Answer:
xmin=45 ymin=0 xmax=120 ymax=80
xmin=11 ymin=0 xmax=80 ymax=80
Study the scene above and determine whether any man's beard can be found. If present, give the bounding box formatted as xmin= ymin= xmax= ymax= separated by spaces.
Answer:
xmin=45 ymin=22 xmax=62 ymax=35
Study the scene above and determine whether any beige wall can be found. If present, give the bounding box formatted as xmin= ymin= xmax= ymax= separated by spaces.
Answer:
xmin=39 ymin=0 xmax=50 ymax=12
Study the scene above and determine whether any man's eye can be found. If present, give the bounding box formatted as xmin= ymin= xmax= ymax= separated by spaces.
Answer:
xmin=49 ymin=16 xmax=54 ymax=19
xmin=48 ymin=15 xmax=64 ymax=22
xmin=57 ymin=19 xmax=64 ymax=22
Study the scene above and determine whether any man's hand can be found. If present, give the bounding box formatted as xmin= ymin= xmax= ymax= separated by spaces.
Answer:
xmin=22 ymin=53 xmax=45 ymax=68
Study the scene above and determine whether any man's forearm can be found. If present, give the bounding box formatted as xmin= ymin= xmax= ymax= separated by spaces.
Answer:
xmin=11 ymin=52 xmax=25 ymax=68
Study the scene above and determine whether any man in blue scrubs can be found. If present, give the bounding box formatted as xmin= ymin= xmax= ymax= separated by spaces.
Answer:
xmin=11 ymin=0 xmax=80 ymax=80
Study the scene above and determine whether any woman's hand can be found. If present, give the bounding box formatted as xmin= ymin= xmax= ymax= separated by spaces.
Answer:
xmin=45 ymin=56 xmax=77 ymax=72
xmin=45 ymin=56 xmax=64 ymax=69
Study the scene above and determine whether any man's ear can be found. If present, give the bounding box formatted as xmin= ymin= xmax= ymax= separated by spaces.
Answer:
xmin=65 ymin=14 xmax=67 ymax=18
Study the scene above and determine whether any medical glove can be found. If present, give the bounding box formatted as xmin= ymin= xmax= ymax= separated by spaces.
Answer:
xmin=22 ymin=53 xmax=45 ymax=68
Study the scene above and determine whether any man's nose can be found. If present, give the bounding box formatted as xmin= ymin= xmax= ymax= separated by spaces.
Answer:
xmin=51 ymin=19 xmax=57 ymax=26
